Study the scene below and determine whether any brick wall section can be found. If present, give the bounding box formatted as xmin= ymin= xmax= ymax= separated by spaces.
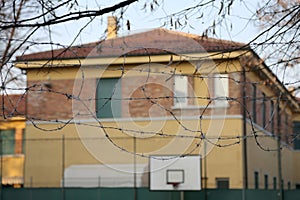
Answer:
xmin=28 ymin=78 xmax=97 ymax=120
xmin=122 ymin=74 xmax=173 ymax=118
xmin=73 ymin=78 xmax=96 ymax=119
xmin=27 ymin=79 xmax=74 ymax=120
xmin=226 ymin=72 xmax=242 ymax=115
xmin=187 ymin=76 xmax=195 ymax=106
xmin=27 ymin=73 xmax=244 ymax=120
xmin=0 ymin=94 xmax=26 ymax=118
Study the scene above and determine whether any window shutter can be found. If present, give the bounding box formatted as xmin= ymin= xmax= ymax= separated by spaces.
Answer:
xmin=96 ymin=78 xmax=121 ymax=118
xmin=0 ymin=129 xmax=16 ymax=155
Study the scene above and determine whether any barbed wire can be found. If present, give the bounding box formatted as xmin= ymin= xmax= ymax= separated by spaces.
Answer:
xmin=1 ymin=60 xmax=297 ymax=156
xmin=0 ymin=0 xmax=299 ymax=163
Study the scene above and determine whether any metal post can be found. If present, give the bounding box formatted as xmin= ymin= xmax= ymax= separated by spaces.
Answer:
xmin=62 ymin=135 xmax=65 ymax=188
xmin=277 ymin=135 xmax=283 ymax=200
xmin=180 ymin=191 xmax=184 ymax=200
xmin=0 ymin=132 xmax=2 ymax=200
xmin=242 ymin=67 xmax=248 ymax=200
xmin=204 ymin=140 xmax=207 ymax=200
xmin=98 ymin=176 xmax=101 ymax=200
xmin=62 ymin=135 xmax=65 ymax=200
xmin=30 ymin=176 xmax=33 ymax=187
xmin=133 ymin=136 xmax=137 ymax=200
xmin=277 ymin=103 xmax=283 ymax=200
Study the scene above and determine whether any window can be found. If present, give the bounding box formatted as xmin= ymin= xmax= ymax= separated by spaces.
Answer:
xmin=285 ymin=114 xmax=289 ymax=144
xmin=270 ymin=101 xmax=274 ymax=134
xmin=174 ymin=74 xmax=229 ymax=108
xmin=0 ymin=129 xmax=24 ymax=155
xmin=212 ymin=74 xmax=229 ymax=107
xmin=285 ymin=114 xmax=288 ymax=134
xmin=96 ymin=78 xmax=121 ymax=118
xmin=264 ymin=174 xmax=268 ymax=189
xmin=174 ymin=75 xmax=188 ymax=107
xmin=254 ymin=171 xmax=259 ymax=189
xmin=252 ymin=84 xmax=257 ymax=123
xmin=277 ymin=103 xmax=281 ymax=135
xmin=288 ymin=181 xmax=291 ymax=190
xmin=293 ymin=121 xmax=300 ymax=150
xmin=216 ymin=178 xmax=229 ymax=189
xmin=296 ymin=183 xmax=300 ymax=189
xmin=262 ymin=93 xmax=266 ymax=128
xmin=273 ymin=177 xmax=277 ymax=190
xmin=0 ymin=129 xmax=16 ymax=155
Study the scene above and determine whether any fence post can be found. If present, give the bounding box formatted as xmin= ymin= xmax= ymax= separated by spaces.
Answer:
xmin=133 ymin=136 xmax=137 ymax=200
xmin=30 ymin=176 xmax=33 ymax=188
xmin=277 ymin=103 xmax=283 ymax=200
xmin=98 ymin=176 xmax=101 ymax=200
xmin=62 ymin=135 xmax=65 ymax=200
xmin=0 ymin=134 xmax=2 ymax=200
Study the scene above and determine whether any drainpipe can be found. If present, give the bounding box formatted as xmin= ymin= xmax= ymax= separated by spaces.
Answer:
xmin=134 ymin=136 xmax=137 ymax=200
xmin=0 ymin=132 xmax=2 ymax=200
xmin=242 ymin=67 xmax=248 ymax=199
xmin=277 ymin=104 xmax=283 ymax=200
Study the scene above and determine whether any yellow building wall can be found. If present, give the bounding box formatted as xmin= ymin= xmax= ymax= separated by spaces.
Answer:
xmin=21 ymin=54 xmax=300 ymax=189
xmin=0 ymin=117 xmax=26 ymax=187
xmin=293 ymin=151 xmax=300 ymax=184
xmin=1 ymin=155 xmax=24 ymax=185
xmin=247 ymin=123 xmax=298 ymax=189
xmin=24 ymin=117 xmax=243 ymax=188
xmin=0 ymin=117 xmax=26 ymax=130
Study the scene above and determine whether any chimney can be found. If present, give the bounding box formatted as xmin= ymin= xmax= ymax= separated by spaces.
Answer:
xmin=288 ymin=86 xmax=295 ymax=96
xmin=107 ymin=16 xmax=117 ymax=39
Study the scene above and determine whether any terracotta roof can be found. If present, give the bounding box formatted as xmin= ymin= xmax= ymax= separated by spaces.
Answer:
xmin=0 ymin=94 xmax=26 ymax=118
xmin=16 ymin=28 xmax=248 ymax=61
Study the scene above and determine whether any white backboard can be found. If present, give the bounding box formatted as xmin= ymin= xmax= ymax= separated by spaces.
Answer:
xmin=149 ymin=155 xmax=201 ymax=190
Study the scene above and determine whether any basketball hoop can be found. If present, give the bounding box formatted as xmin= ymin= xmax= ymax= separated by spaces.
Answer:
xmin=166 ymin=169 xmax=184 ymax=188
xmin=168 ymin=182 xmax=180 ymax=188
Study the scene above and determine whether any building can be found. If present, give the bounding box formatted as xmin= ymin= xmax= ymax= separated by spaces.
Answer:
xmin=0 ymin=94 xmax=26 ymax=187
xmin=15 ymin=17 xmax=300 ymax=190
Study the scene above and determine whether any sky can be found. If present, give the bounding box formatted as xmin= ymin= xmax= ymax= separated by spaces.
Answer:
xmin=34 ymin=0 xmax=261 ymax=52
xmin=9 ymin=0 xmax=300 ymax=95
xmin=8 ymin=0 xmax=265 ymax=94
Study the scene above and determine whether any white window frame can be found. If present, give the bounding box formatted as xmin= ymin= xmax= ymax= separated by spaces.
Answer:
xmin=174 ymin=75 xmax=188 ymax=107
xmin=213 ymin=74 xmax=229 ymax=107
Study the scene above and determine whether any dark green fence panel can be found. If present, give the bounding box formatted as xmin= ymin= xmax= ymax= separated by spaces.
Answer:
xmin=138 ymin=188 xmax=180 ymax=200
xmin=246 ymin=189 xmax=279 ymax=200
xmin=65 ymin=188 xmax=100 ymax=200
xmin=185 ymin=190 xmax=205 ymax=199
xmin=32 ymin=188 xmax=62 ymax=200
xmin=1 ymin=188 xmax=300 ymax=200
xmin=285 ymin=190 xmax=300 ymax=200
xmin=2 ymin=188 xmax=30 ymax=200
xmin=2 ymin=188 xmax=62 ymax=200
xmin=206 ymin=189 xmax=242 ymax=200
xmin=100 ymin=188 xmax=134 ymax=200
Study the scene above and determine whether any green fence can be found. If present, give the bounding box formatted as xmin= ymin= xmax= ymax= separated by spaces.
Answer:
xmin=0 ymin=188 xmax=299 ymax=200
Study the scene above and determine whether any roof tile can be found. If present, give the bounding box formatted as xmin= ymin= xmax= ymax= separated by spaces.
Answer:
xmin=16 ymin=28 xmax=247 ymax=61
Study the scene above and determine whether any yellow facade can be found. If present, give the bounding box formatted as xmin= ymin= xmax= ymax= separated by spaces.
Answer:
xmin=14 ymin=34 xmax=300 ymax=190
xmin=0 ymin=117 xmax=26 ymax=187
xmin=24 ymin=117 xmax=244 ymax=188
xmin=246 ymin=122 xmax=300 ymax=189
